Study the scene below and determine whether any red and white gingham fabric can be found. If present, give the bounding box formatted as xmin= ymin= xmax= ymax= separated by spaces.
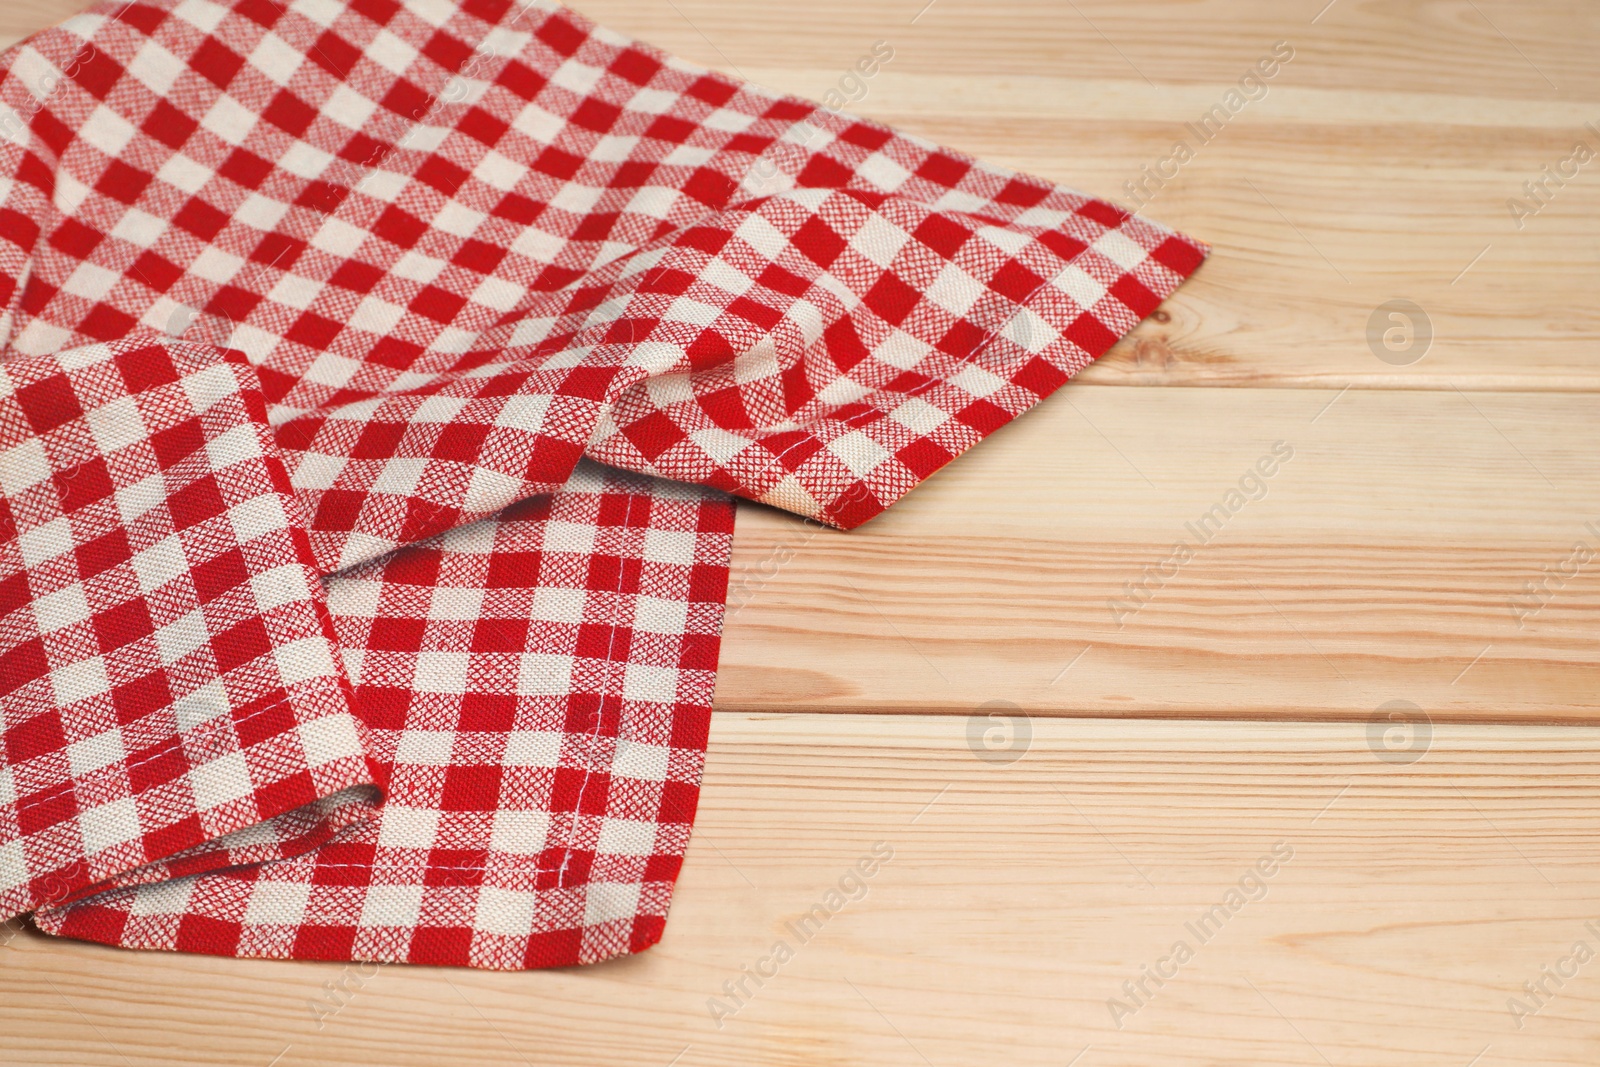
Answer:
xmin=0 ymin=0 xmax=1206 ymax=967
xmin=0 ymin=335 xmax=375 ymax=922
xmin=44 ymin=462 xmax=732 ymax=967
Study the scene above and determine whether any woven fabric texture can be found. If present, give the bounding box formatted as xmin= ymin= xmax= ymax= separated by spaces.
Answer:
xmin=41 ymin=462 xmax=733 ymax=968
xmin=0 ymin=0 xmax=1207 ymax=967
xmin=0 ymin=336 xmax=375 ymax=923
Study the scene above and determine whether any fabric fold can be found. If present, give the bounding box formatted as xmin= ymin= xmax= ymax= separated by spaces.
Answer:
xmin=0 ymin=0 xmax=1208 ymax=967
xmin=36 ymin=461 xmax=733 ymax=969
xmin=0 ymin=335 xmax=376 ymax=922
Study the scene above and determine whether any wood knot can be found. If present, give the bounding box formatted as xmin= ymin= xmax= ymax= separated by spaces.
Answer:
xmin=1133 ymin=337 xmax=1174 ymax=367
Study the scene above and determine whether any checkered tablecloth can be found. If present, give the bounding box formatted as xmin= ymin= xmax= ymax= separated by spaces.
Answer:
xmin=0 ymin=0 xmax=1206 ymax=967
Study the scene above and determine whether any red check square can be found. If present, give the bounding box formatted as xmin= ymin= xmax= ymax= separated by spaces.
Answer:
xmin=0 ymin=338 xmax=376 ymax=920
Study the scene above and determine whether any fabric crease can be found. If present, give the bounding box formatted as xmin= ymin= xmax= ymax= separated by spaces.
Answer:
xmin=0 ymin=0 xmax=1206 ymax=967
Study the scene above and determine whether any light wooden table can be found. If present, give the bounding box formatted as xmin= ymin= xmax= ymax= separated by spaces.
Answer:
xmin=4 ymin=0 xmax=1600 ymax=1063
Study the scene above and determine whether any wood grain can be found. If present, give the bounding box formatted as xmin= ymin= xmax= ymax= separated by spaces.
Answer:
xmin=571 ymin=0 xmax=1600 ymax=391
xmin=718 ymin=385 xmax=1600 ymax=720
xmin=0 ymin=0 xmax=96 ymax=50
xmin=7 ymin=713 xmax=1600 ymax=1066
xmin=1 ymin=0 xmax=1598 ymax=1063
xmin=6 ymin=0 xmax=1600 ymax=388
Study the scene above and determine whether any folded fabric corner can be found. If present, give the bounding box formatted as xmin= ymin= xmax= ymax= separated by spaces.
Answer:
xmin=587 ymin=116 xmax=1209 ymax=529
xmin=0 ymin=336 xmax=377 ymax=922
xmin=0 ymin=0 xmax=1207 ymax=968
xmin=33 ymin=462 xmax=734 ymax=969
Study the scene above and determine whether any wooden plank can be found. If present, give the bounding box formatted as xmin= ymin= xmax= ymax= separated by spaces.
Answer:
xmin=6 ymin=712 xmax=1600 ymax=1066
xmin=0 ymin=0 xmax=93 ymax=50
xmin=717 ymin=384 xmax=1600 ymax=721
xmin=1 ymin=0 xmax=1590 ymax=718
xmin=576 ymin=0 xmax=1600 ymax=391
xmin=6 ymin=0 xmax=1599 ymax=389
xmin=0 ymin=0 xmax=1593 ymax=1062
